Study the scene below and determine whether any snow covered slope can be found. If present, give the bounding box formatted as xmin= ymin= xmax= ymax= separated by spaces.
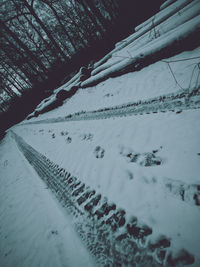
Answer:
xmin=1 ymin=0 xmax=200 ymax=266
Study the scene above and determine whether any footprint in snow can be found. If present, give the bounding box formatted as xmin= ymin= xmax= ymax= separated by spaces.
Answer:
xmin=165 ymin=180 xmax=200 ymax=206
xmin=94 ymin=146 xmax=105 ymax=158
xmin=119 ymin=145 xmax=163 ymax=166
xmin=66 ymin=137 xmax=72 ymax=144
xmin=126 ymin=170 xmax=134 ymax=180
xmin=60 ymin=131 xmax=68 ymax=136
xmin=51 ymin=230 xmax=58 ymax=235
xmin=138 ymin=152 xmax=162 ymax=166
xmin=81 ymin=133 xmax=93 ymax=141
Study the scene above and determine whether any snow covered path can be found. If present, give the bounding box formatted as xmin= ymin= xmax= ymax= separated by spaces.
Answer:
xmin=2 ymin=57 xmax=200 ymax=267
xmin=10 ymin=106 xmax=200 ymax=266
xmin=6 ymin=129 xmax=198 ymax=266
xmin=22 ymin=87 xmax=200 ymax=126
xmin=2 ymin=81 xmax=200 ymax=266
xmin=1 ymin=2 xmax=200 ymax=264
xmin=0 ymin=134 xmax=95 ymax=267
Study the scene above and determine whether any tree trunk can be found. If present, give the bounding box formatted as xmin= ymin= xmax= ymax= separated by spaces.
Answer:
xmin=0 ymin=95 xmax=8 ymax=112
xmin=1 ymin=32 xmax=45 ymax=81
xmin=0 ymin=20 xmax=48 ymax=76
xmin=4 ymin=86 xmax=17 ymax=97
xmin=101 ymin=0 xmax=118 ymax=22
xmin=0 ymin=102 xmax=5 ymax=112
xmin=0 ymin=75 xmax=18 ymax=98
xmin=11 ymin=0 xmax=61 ymax=62
xmin=1 ymin=46 xmax=37 ymax=84
xmin=60 ymin=4 xmax=88 ymax=48
xmin=77 ymin=0 xmax=104 ymax=37
xmin=14 ymin=15 xmax=52 ymax=67
xmin=67 ymin=1 xmax=94 ymax=41
xmin=1 ymin=71 xmax=22 ymax=94
xmin=83 ymin=0 xmax=110 ymax=31
xmin=40 ymin=0 xmax=77 ymax=52
xmin=2 ymin=65 xmax=24 ymax=93
xmin=68 ymin=0 xmax=99 ymax=42
xmin=23 ymin=13 xmax=60 ymax=62
xmin=2 ymin=59 xmax=31 ymax=87
xmin=21 ymin=0 xmax=68 ymax=61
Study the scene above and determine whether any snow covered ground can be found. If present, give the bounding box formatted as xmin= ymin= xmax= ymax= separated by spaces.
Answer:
xmin=13 ymin=108 xmax=200 ymax=265
xmin=1 ymin=0 xmax=200 ymax=266
xmin=0 ymin=134 xmax=95 ymax=267
xmin=26 ymin=47 xmax=200 ymax=121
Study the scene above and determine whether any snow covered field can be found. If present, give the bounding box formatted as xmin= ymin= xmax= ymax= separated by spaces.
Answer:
xmin=1 ymin=0 xmax=200 ymax=266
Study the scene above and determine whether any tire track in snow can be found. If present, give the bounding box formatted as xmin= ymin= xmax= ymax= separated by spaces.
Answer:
xmin=11 ymin=131 xmax=196 ymax=267
xmin=21 ymin=88 xmax=200 ymax=126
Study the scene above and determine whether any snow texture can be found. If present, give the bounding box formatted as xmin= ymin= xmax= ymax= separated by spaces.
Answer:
xmin=1 ymin=1 xmax=200 ymax=266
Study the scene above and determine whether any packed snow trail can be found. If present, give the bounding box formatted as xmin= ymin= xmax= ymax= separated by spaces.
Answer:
xmin=10 ymin=131 xmax=197 ymax=266
xmin=21 ymin=87 xmax=200 ymax=125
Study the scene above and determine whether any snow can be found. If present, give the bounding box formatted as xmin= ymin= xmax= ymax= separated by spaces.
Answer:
xmin=1 ymin=1 xmax=200 ymax=266
xmin=92 ymin=0 xmax=200 ymax=76
xmin=29 ymin=2 xmax=200 ymax=119
xmin=160 ymin=0 xmax=178 ymax=11
xmin=13 ymin=108 xmax=200 ymax=266
xmin=81 ymin=15 xmax=200 ymax=88
xmin=135 ymin=0 xmax=191 ymax=33
xmin=0 ymin=134 xmax=95 ymax=267
xmin=25 ymin=47 xmax=200 ymax=121
xmin=93 ymin=0 xmax=194 ymax=69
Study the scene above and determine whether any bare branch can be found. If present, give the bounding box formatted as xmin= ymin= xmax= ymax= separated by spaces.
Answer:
xmin=162 ymin=56 xmax=200 ymax=63
xmin=31 ymin=0 xmax=35 ymax=8
xmin=166 ymin=62 xmax=184 ymax=90
xmin=3 ymin=13 xmax=31 ymax=23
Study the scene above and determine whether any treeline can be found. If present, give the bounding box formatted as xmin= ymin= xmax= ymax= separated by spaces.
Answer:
xmin=0 ymin=0 xmax=162 ymax=130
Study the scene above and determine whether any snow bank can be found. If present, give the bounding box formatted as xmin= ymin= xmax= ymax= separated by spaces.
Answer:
xmin=93 ymin=0 xmax=193 ymax=69
xmin=35 ymin=96 xmax=60 ymax=114
xmin=127 ymin=0 xmax=192 ymax=39
xmin=32 ymin=79 xmax=82 ymax=117
xmin=25 ymin=46 xmax=200 ymax=122
xmin=30 ymin=0 xmax=198 ymax=117
xmin=60 ymin=71 xmax=80 ymax=89
xmin=135 ymin=0 xmax=181 ymax=32
xmin=54 ymin=67 xmax=91 ymax=94
xmin=31 ymin=66 xmax=92 ymax=118
xmin=160 ymin=0 xmax=178 ymax=11
xmin=82 ymin=16 xmax=200 ymax=88
xmin=91 ymin=0 xmax=200 ymax=76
